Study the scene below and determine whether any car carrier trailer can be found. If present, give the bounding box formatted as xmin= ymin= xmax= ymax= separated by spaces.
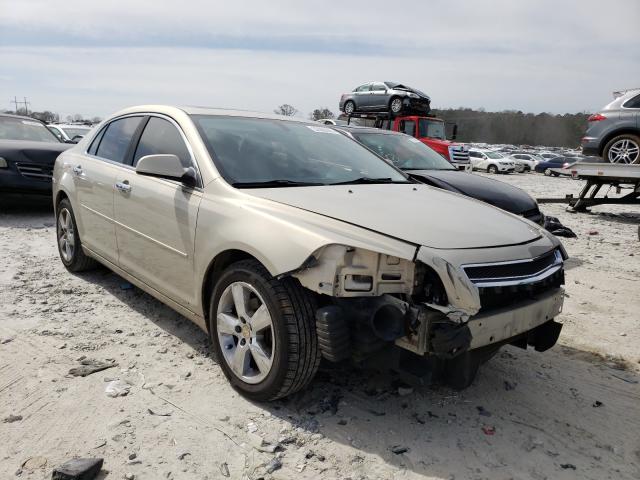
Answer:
xmin=537 ymin=162 xmax=640 ymax=212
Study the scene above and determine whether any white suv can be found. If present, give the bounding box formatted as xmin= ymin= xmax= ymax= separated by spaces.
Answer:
xmin=468 ymin=149 xmax=517 ymax=173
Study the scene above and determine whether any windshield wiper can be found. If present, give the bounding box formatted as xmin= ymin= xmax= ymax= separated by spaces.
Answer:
xmin=329 ymin=177 xmax=408 ymax=185
xmin=231 ymin=179 xmax=325 ymax=188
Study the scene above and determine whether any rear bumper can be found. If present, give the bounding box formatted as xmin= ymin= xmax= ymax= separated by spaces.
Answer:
xmin=581 ymin=136 xmax=600 ymax=156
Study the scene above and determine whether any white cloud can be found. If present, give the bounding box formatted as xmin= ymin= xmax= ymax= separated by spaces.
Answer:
xmin=1 ymin=0 xmax=638 ymax=117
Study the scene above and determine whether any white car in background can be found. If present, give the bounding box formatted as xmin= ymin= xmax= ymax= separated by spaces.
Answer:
xmin=47 ymin=124 xmax=92 ymax=143
xmin=508 ymin=153 xmax=543 ymax=172
xmin=468 ymin=148 xmax=517 ymax=174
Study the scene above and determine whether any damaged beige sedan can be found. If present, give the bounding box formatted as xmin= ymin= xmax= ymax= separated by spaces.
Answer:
xmin=52 ymin=106 xmax=566 ymax=401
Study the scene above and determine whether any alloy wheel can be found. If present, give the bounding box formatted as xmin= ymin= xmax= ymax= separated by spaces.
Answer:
xmin=57 ymin=208 xmax=75 ymax=262
xmin=216 ymin=282 xmax=275 ymax=384
xmin=390 ymin=98 xmax=403 ymax=114
xmin=607 ymin=139 xmax=639 ymax=164
xmin=344 ymin=102 xmax=355 ymax=115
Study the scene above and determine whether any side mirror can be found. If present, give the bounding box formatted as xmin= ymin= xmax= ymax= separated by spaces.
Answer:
xmin=136 ymin=154 xmax=198 ymax=188
xmin=71 ymin=135 xmax=84 ymax=143
xmin=451 ymin=124 xmax=458 ymax=140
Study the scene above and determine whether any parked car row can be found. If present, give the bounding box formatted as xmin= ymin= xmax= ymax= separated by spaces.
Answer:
xmin=48 ymin=105 xmax=567 ymax=401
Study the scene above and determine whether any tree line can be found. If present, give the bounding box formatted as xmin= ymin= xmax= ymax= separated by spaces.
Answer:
xmin=2 ymin=108 xmax=101 ymax=125
xmin=432 ymin=108 xmax=590 ymax=148
xmin=276 ymin=103 xmax=590 ymax=147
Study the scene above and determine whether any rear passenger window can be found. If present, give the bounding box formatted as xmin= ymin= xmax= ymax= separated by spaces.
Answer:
xmin=623 ymin=94 xmax=640 ymax=108
xmin=133 ymin=117 xmax=191 ymax=168
xmin=95 ymin=117 xmax=143 ymax=163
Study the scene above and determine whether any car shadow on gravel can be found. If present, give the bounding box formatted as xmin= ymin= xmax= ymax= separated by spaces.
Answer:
xmin=73 ymin=268 xmax=640 ymax=479
xmin=263 ymin=345 xmax=640 ymax=479
xmin=0 ymin=194 xmax=54 ymax=228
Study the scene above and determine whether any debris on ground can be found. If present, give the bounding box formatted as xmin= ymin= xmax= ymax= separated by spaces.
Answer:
xmin=560 ymin=463 xmax=577 ymax=470
xmin=390 ymin=445 xmax=409 ymax=455
xmin=69 ymin=359 xmax=118 ymax=377
xmin=265 ymin=457 xmax=282 ymax=474
xmin=105 ymin=380 xmax=131 ymax=397
xmin=21 ymin=456 xmax=48 ymax=471
xmin=51 ymin=457 xmax=103 ymax=480
xmin=544 ymin=215 xmax=577 ymax=238
xmin=592 ymin=400 xmax=603 ymax=408
xmin=147 ymin=408 xmax=172 ymax=416
xmin=587 ymin=229 xmax=599 ymax=236
xmin=476 ymin=406 xmax=492 ymax=417
xmin=482 ymin=426 xmax=496 ymax=435
xmin=219 ymin=462 xmax=230 ymax=477
xmin=3 ymin=414 xmax=23 ymax=423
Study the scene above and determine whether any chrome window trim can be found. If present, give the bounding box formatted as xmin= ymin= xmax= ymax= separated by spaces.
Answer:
xmin=83 ymin=112 xmax=204 ymax=190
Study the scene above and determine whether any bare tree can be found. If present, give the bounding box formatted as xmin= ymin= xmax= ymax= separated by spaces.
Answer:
xmin=274 ymin=104 xmax=298 ymax=117
xmin=91 ymin=116 xmax=102 ymax=124
xmin=72 ymin=114 xmax=84 ymax=122
xmin=309 ymin=108 xmax=335 ymax=121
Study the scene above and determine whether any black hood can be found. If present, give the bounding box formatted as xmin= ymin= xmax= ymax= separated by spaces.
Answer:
xmin=408 ymin=170 xmax=538 ymax=216
xmin=0 ymin=140 xmax=71 ymax=165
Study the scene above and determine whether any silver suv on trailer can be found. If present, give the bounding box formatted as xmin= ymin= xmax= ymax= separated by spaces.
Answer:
xmin=53 ymin=105 xmax=567 ymax=401
xmin=582 ymin=88 xmax=640 ymax=164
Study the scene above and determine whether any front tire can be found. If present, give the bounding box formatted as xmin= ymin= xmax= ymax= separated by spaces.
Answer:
xmin=487 ymin=165 xmax=498 ymax=174
xmin=56 ymin=198 xmax=97 ymax=272
xmin=209 ymin=259 xmax=320 ymax=401
xmin=603 ymin=134 xmax=640 ymax=164
xmin=544 ymin=168 xmax=552 ymax=176
xmin=389 ymin=97 xmax=403 ymax=114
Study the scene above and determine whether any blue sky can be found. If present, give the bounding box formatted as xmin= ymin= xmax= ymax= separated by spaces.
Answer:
xmin=1 ymin=0 xmax=639 ymax=119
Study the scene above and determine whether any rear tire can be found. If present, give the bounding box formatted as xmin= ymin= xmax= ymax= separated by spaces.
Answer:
xmin=603 ymin=133 xmax=640 ymax=164
xmin=56 ymin=198 xmax=98 ymax=272
xmin=343 ymin=101 xmax=355 ymax=115
xmin=209 ymin=259 xmax=320 ymax=401
xmin=487 ymin=165 xmax=498 ymax=174
xmin=544 ymin=168 xmax=552 ymax=176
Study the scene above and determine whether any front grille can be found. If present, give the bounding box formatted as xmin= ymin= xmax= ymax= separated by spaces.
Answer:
xmin=15 ymin=163 xmax=53 ymax=182
xmin=463 ymin=249 xmax=564 ymax=312
xmin=449 ymin=147 xmax=470 ymax=163
xmin=477 ymin=268 xmax=564 ymax=312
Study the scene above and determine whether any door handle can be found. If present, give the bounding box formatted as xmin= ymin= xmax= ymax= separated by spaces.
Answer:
xmin=115 ymin=181 xmax=131 ymax=193
xmin=72 ymin=165 xmax=83 ymax=176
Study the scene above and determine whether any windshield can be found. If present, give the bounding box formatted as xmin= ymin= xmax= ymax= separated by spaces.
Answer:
xmin=484 ymin=151 xmax=504 ymax=159
xmin=0 ymin=117 xmax=61 ymax=143
xmin=61 ymin=127 xmax=90 ymax=138
xmin=192 ymin=116 xmax=409 ymax=186
xmin=418 ymin=119 xmax=445 ymax=140
xmin=352 ymin=132 xmax=455 ymax=171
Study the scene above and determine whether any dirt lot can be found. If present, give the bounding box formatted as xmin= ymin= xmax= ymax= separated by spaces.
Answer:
xmin=1 ymin=174 xmax=639 ymax=480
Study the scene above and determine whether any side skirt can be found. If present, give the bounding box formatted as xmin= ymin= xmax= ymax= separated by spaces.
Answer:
xmin=82 ymin=246 xmax=208 ymax=332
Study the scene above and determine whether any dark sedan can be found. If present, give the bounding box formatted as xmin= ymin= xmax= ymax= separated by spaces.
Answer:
xmin=0 ymin=114 xmax=71 ymax=194
xmin=339 ymin=81 xmax=431 ymax=116
xmin=337 ymin=126 xmax=544 ymax=225
xmin=534 ymin=157 xmax=572 ymax=176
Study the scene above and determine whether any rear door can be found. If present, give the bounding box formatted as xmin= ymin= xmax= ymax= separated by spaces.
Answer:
xmin=74 ymin=116 xmax=144 ymax=264
xmin=113 ymin=115 xmax=202 ymax=307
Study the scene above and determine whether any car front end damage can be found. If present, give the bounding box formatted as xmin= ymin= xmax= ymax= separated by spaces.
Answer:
xmin=290 ymin=240 xmax=566 ymax=387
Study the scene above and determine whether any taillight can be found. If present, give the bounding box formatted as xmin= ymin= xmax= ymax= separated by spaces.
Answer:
xmin=587 ymin=113 xmax=607 ymax=122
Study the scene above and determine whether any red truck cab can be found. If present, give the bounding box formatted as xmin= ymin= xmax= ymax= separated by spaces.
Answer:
xmin=392 ymin=115 xmax=470 ymax=169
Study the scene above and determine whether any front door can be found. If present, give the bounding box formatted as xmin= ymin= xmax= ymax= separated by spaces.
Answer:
xmin=113 ymin=116 xmax=202 ymax=307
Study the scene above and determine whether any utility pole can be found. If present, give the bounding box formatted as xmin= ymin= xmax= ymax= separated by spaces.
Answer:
xmin=23 ymin=97 xmax=30 ymax=115
xmin=12 ymin=96 xmax=19 ymax=112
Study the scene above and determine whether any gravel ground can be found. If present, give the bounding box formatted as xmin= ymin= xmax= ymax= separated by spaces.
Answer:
xmin=1 ymin=174 xmax=639 ymax=480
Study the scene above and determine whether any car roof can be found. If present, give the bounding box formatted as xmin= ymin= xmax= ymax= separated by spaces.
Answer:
xmin=111 ymin=105 xmax=317 ymax=124
xmin=333 ymin=125 xmax=401 ymax=135
xmin=0 ymin=112 xmax=46 ymax=123
xmin=50 ymin=124 xmax=91 ymax=128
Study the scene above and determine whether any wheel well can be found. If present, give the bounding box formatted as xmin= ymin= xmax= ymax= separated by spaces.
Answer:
xmin=54 ymin=191 xmax=69 ymax=214
xmin=201 ymin=249 xmax=260 ymax=329
xmin=599 ymin=128 xmax=640 ymax=156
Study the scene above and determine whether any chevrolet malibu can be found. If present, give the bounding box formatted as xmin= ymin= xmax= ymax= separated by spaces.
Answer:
xmin=53 ymin=106 xmax=567 ymax=401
